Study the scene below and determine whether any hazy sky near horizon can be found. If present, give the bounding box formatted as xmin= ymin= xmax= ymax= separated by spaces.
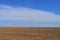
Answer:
xmin=0 ymin=0 xmax=60 ymax=27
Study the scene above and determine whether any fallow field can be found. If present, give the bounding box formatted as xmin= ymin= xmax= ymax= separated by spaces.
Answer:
xmin=0 ymin=27 xmax=60 ymax=40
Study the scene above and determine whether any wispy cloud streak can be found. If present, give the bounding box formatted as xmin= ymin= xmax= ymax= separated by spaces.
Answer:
xmin=0 ymin=5 xmax=60 ymax=22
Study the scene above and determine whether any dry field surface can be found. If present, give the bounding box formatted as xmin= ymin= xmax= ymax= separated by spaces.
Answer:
xmin=0 ymin=27 xmax=60 ymax=40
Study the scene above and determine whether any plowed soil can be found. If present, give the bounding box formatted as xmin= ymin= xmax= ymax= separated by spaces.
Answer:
xmin=0 ymin=27 xmax=60 ymax=40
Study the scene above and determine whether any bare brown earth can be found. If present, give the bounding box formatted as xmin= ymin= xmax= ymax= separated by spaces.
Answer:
xmin=0 ymin=27 xmax=60 ymax=40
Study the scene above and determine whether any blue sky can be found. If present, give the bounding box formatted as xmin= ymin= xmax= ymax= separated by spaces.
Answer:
xmin=0 ymin=0 xmax=60 ymax=27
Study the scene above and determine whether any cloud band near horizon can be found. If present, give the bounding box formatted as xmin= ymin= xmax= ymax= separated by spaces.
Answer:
xmin=0 ymin=5 xmax=60 ymax=27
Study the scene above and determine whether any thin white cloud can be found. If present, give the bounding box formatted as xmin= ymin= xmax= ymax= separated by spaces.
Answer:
xmin=0 ymin=5 xmax=60 ymax=23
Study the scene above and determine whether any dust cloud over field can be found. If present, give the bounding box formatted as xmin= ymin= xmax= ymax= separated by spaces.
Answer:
xmin=0 ymin=27 xmax=60 ymax=40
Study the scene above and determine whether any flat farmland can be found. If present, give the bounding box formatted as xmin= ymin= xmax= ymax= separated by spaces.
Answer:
xmin=0 ymin=27 xmax=60 ymax=40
